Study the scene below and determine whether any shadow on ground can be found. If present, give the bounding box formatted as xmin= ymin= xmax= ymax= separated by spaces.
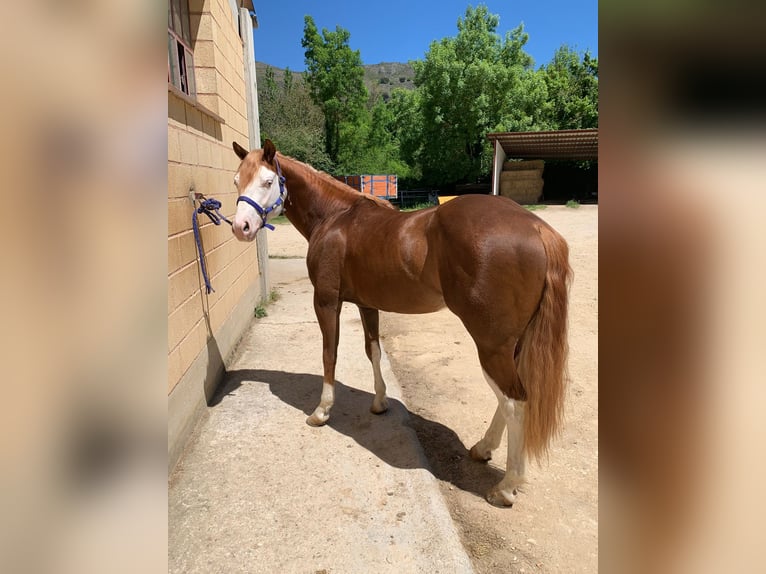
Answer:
xmin=211 ymin=368 xmax=503 ymax=499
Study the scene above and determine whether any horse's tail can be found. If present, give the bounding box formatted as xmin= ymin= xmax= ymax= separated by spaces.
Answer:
xmin=517 ymin=223 xmax=572 ymax=462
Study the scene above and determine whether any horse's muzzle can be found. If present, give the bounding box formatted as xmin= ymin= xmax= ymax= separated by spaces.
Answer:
xmin=232 ymin=218 xmax=256 ymax=242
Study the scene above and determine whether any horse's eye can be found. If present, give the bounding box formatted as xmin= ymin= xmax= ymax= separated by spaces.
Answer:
xmin=265 ymin=179 xmax=274 ymax=187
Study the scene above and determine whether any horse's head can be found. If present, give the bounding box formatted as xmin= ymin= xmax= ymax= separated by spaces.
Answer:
xmin=231 ymin=139 xmax=286 ymax=241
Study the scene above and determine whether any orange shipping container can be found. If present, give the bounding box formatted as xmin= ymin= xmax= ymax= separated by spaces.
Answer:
xmin=335 ymin=175 xmax=398 ymax=199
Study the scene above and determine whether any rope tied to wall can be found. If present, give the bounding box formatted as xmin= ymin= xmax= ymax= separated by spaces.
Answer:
xmin=192 ymin=194 xmax=233 ymax=294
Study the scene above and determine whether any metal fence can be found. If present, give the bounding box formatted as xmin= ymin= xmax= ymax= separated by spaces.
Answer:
xmin=392 ymin=190 xmax=439 ymax=209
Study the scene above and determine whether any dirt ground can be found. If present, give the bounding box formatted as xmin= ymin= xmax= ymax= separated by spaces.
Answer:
xmin=269 ymin=205 xmax=597 ymax=573
xmin=378 ymin=205 xmax=598 ymax=573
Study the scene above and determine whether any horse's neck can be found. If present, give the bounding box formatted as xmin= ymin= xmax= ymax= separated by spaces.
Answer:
xmin=280 ymin=156 xmax=353 ymax=240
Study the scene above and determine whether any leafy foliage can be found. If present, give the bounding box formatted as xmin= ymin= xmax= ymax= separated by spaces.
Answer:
xmin=539 ymin=46 xmax=599 ymax=129
xmin=301 ymin=16 xmax=368 ymax=165
xmin=336 ymin=98 xmax=412 ymax=177
xmin=300 ymin=17 xmax=415 ymax=178
xmin=260 ymin=5 xmax=597 ymax=191
xmin=258 ymin=65 xmax=333 ymax=171
xmin=412 ymin=6 xmax=546 ymax=185
xmin=386 ymin=88 xmax=424 ymax=184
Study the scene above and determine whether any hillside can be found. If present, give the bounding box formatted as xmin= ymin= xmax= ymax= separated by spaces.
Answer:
xmin=255 ymin=61 xmax=415 ymax=100
xmin=363 ymin=62 xmax=416 ymax=98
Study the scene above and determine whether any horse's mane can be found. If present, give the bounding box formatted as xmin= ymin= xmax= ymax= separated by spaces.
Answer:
xmin=279 ymin=154 xmax=396 ymax=210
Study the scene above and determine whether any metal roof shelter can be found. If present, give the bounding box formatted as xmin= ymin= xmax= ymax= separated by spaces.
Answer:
xmin=487 ymin=128 xmax=598 ymax=160
xmin=487 ymin=129 xmax=598 ymax=196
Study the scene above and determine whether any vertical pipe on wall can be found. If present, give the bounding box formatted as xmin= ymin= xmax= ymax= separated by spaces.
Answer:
xmin=491 ymin=138 xmax=507 ymax=196
xmin=239 ymin=7 xmax=269 ymax=304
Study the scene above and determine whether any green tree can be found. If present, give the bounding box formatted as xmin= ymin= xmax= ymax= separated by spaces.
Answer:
xmin=262 ymin=65 xmax=278 ymax=101
xmin=301 ymin=16 xmax=368 ymax=165
xmin=283 ymin=67 xmax=294 ymax=94
xmin=413 ymin=5 xmax=541 ymax=185
xmin=337 ymin=98 xmax=412 ymax=177
xmin=386 ymin=88 xmax=423 ymax=183
xmin=540 ymin=46 xmax=598 ymax=129
xmin=257 ymin=66 xmax=332 ymax=171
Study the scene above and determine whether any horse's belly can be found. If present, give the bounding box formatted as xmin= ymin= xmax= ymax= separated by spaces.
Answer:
xmin=345 ymin=281 xmax=445 ymax=314
xmin=377 ymin=293 xmax=446 ymax=314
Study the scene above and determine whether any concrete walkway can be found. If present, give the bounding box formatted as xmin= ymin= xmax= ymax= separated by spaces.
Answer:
xmin=169 ymin=238 xmax=474 ymax=573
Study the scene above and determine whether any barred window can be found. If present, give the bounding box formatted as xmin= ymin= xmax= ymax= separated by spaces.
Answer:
xmin=168 ymin=0 xmax=196 ymax=96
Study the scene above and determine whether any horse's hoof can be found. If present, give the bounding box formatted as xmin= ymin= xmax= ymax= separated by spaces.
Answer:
xmin=486 ymin=487 xmax=518 ymax=508
xmin=370 ymin=397 xmax=389 ymax=414
xmin=469 ymin=443 xmax=492 ymax=462
xmin=306 ymin=412 xmax=329 ymax=426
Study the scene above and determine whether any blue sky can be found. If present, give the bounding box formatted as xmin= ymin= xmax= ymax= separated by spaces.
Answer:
xmin=251 ymin=1 xmax=597 ymax=71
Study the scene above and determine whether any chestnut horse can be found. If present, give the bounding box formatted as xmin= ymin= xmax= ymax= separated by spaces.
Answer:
xmin=230 ymin=140 xmax=571 ymax=507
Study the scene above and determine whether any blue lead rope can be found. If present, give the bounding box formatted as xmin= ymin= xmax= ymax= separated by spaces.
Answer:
xmin=192 ymin=196 xmax=233 ymax=294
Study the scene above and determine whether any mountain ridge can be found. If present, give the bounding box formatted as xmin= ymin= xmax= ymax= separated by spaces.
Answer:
xmin=255 ymin=61 xmax=416 ymax=100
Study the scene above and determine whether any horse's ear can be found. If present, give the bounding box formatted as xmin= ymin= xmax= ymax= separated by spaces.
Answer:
xmin=263 ymin=139 xmax=276 ymax=164
xmin=232 ymin=141 xmax=249 ymax=160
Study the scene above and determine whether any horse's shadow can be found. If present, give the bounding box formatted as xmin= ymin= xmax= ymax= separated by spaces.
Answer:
xmin=211 ymin=369 xmax=503 ymax=499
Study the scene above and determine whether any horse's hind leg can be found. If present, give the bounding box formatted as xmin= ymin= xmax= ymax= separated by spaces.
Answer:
xmin=476 ymin=347 xmax=527 ymax=507
xmin=358 ymin=306 xmax=388 ymax=414
xmin=469 ymin=405 xmax=506 ymax=462
xmin=486 ymin=392 xmax=526 ymax=507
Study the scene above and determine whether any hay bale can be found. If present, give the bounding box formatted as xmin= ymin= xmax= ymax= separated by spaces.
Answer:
xmin=499 ymin=169 xmax=544 ymax=203
xmin=500 ymin=170 xmax=541 ymax=181
xmin=503 ymin=159 xmax=545 ymax=172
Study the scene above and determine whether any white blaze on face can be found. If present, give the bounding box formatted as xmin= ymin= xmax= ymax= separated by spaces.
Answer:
xmin=231 ymin=165 xmax=281 ymax=242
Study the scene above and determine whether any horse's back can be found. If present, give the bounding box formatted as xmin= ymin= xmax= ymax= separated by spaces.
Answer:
xmin=434 ymin=193 xmax=546 ymax=236
xmin=308 ymin=194 xmax=554 ymax=324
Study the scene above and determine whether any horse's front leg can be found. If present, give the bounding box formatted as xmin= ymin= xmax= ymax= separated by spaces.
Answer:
xmin=307 ymin=294 xmax=341 ymax=426
xmin=358 ymin=306 xmax=389 ymax=414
